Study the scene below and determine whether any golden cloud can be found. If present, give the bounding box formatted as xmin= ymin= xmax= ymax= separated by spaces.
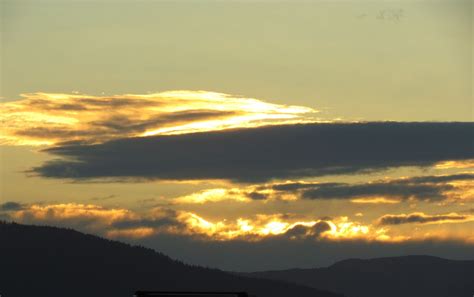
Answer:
xmin=11 ymin=203 xmax=134 ymax=224
xmin=3 ymin=202 xmax=474 ymax=244
xmin=107 ymin=227 xmax=155 ymax=239
xmin=0 ymin=91 xmax=318 ymax=146
xmin=435 ymin=160 xmax=474 ymax=170
xmin=131 ymin=210 xmax=389 ymax=242
xmin=172 ymin=174 xmax=474 ymax=205
xmin=350 ymin=197 xmax=401 ymax=204
xmin=173 ymin=188 xmax=252 ymax=204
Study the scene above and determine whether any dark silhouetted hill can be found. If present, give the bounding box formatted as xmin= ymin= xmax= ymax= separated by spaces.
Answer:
xmin=248 ymin=255 xmax=474 ymax=297
xmin=0 ymin=222 xmax=342 ymax=297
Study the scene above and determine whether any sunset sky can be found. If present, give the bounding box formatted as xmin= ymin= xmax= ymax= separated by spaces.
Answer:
xmin=1 ymin=0 xmax=473 ymax=271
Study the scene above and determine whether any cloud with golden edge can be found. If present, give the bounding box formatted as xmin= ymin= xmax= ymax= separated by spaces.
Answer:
xmin=0 ymin=91 xmax=319 ymax=146
xmin=106 ymin=227 xmax=155 ymax=239
xmin=350 ymin=197 xmax=401 ymax=204
xmin=171 ymin=173 xmax=474 ymax=205
xmin=172 ymin=185 xmax=296 ymax=204
xmin=173 ymin=188 xmax=252 ymax=204
xmin=176 ymin=212 xmax=392 ymax=242
xmin=11 ymin=203 xmax=134 ymax=224
xmin=378 ymin=212 xmax=474 ymax=226
xmin=435 ymin=160 xmax=474 ymax=170
xmin=0 ymin=202 xmax=380 ymax=241
xmin=245 ymin=173 xmax=474 ymax=203
xmin=3 ymin=202 xmax=474 ymax=243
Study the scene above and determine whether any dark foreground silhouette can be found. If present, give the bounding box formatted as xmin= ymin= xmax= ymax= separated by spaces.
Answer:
xmin=248 ymin=255 xmax=474 ymax=297
xmin=134 ymin=291 xmax=249 ymax=296
xmin=0 ymin=222 xmax=342 ymax=297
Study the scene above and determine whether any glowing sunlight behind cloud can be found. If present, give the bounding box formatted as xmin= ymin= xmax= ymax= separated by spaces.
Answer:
xmin=435 ymin=160 xmax=474 ymax=170
xmin=0 ymin=91 xmax=319 ymax=146
xmin=2 ymin=202 xmax=474 ymax=244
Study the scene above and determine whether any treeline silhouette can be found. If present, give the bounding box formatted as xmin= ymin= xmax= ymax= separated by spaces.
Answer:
xmin=248 ymin=255 xmax=474 ymax=297
xmin=0 ymin=222 xmax=342 ymax=297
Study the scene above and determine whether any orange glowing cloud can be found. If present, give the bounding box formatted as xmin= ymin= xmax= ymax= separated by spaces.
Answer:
xmin=175 ymin=212 xmax=389 ymax=242
xmin=0 ymin=91 xmax=319 ymax=146
xmin=172 ymin=173 xmax=474 ymax=205
xmin=350 ymin=197 xmax=401 ymax=204
xmin=173 ymin=188 xmax=252 ymax=204
xmin=435 ymin=160 xmax=474 ymax=170
xmin=3 ymin=202 xmax=474 ymax=244
xmin=11 ymin=203 xmax=134 ymax=224
xmin=107 ymin=227 xmax=155 ymax=239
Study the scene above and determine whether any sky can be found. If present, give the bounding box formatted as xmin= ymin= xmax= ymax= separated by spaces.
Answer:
xmin=0 ymin=0 xmax=473 ymax=271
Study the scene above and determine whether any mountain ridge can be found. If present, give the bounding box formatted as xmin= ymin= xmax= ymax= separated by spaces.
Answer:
xmin=0 ymin=221 xmax=342 ymax=297
xmin=248 ymin=254 xmax=474 ymax=297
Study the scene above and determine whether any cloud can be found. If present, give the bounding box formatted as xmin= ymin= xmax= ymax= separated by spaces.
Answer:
xmin=4 ymin=201 xmax=474 ymax=249
xmin=32 ymin=122 xmax=474 ymax=182
xmin=1 ymin=202 xmax=385 ymax=242
xmin=253 ymin=173 xmax=474 ymax=202
xmin=304 ymin=182 xmax=450 ymax=201
xmin=378 ymin=212 xmax=474 ymax=225
xmin=7 ymin=203 xmax=135 ymax=230
xmin=179 ymin=213 xmax=389 ymax=242
xmin=435 ymin=160 xmax=474 ymax=170
xmin=350 ymin=197 xmax=400 ymax=204
xmin=106 ymin=227 xmax=156 ymax=238
xmin=110 ymin=208 xmax=185 ymax=231
xmin=110 ymin=218 xmax=181 ymax=229
xmin=0 ymin=201 xmax=26 ymax=211
xmin=0 ymin=202 xmax=184 ymax=238
xmin=173 ymin=188 xmax=252 ymax=204
xmin=0 ymin=91 xmax=317 ymax=146
xmin=284 ymin=221 xmax=332 ymax=239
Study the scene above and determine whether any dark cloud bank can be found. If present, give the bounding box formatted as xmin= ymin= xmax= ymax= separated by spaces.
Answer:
xmin=0 ymin=202 xmax=25 ymax=211
xmin=34 ymin=122 xmax=474 ymax=182
xmin=378 ymin=213 xmax=470 ymax=225
xmin=249 ymin=173 xmax=474 ymax=202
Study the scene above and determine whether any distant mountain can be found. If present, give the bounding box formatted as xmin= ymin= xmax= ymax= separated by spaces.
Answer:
xmin=248 ymin=255 xmax=474 ymax=297
xmin=0 ymin=222 xmax=342 ymax=297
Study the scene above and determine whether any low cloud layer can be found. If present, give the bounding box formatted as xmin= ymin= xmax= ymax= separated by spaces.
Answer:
xmin=3 ymin=201 xmax=474 ymax=245
xmin=0 ymin=201 xmax=397 ymax=242
xmin=33 ymin=122 xmax=474 ymax=182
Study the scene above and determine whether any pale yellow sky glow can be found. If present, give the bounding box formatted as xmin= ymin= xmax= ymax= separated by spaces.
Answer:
xmin=0 ymin=91 xmax=319 ymax=146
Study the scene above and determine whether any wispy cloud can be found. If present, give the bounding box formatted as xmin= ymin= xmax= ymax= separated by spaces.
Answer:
xmin=0 ymin=91 xmax=318 ymax=146
xmin=170 ymin=173 xmax=474 ymax=204
xmin=378 ymin=212 xmax=474 ymax=226
xmin=244 ymin=173 xmax=474 ymax=203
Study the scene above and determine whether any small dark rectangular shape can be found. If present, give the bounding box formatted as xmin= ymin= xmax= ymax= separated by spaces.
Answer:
xmin=134 ymin=291 xmax=249 ymax=297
